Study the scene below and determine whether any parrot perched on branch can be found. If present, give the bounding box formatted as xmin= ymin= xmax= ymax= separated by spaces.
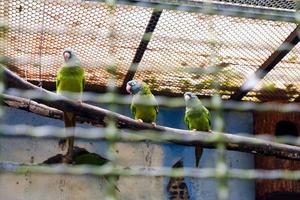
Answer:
xmin=56 ymin=48 xmax=85 ymax=162
xmin=126 ymin=80 xmax=158 ymax=126
xmin=126 ymin=80 xmax=159 ymax=167
xmin=184 ymin=92 xmax=211 ymax=168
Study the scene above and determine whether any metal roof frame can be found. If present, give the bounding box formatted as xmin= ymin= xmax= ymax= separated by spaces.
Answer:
xmin=230 ymin=25 xmax=300 ymax=101
xmin=120 ymin=9 xmax=163 ymax=92
xmin=4 ymin=0 xmax=300 ymax=101
xmin=87 ymin=0 xmax=298 ymax=23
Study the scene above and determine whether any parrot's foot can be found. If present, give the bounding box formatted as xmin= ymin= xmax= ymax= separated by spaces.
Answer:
xmin=74 ymin=100 xmax=83 ymax=107
xmin=136 ymin=119 xmax=144 ymax=123
xmin=151 ymin=122 xmax=157 ymax=127
xmin=62 ymin=155 xmax=73 ymax=164
xmin=76 ymin=100 xmax=82 ymax=104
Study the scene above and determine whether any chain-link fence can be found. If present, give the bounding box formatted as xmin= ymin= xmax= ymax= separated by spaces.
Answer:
xmin=1 ymin=0 xmax=300 ymax=200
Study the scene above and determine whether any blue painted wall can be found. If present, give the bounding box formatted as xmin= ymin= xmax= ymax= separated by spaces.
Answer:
xmin=156 ymin=108 xmax=254 ymax=200
xmin=2 ymin=106 xmax=254 ymax=200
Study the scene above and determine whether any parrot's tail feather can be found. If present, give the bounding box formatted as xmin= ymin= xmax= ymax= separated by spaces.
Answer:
xmin=195 ymin=144 xmax=203 ymax=168
xmin=63 ymin=111 xmax=76 ymax=128
xmin=62 ymin=111 xmax=76 ymax=162
xmin=66 ymin=136 xmax=75 ymax=161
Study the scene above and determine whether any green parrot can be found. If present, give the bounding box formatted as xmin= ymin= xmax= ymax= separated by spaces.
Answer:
xmin=184 ymin=92 xmax=211 ymax=168
xmin=126 ymin=80 xmax=158 ymax=167
xmin=43 ymin=147 xmax=119 ymax=191
xmin=126 ymin=80 xmax=158 ymax=125
xmin=56 ymin=48 xmax=85 ymax=162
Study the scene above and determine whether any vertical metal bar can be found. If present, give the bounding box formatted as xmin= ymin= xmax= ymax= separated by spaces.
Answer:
xmin=120 ymin=9 xmax=162 ymax=91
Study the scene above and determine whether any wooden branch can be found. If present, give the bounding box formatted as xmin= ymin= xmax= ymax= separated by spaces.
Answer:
xmin=0 ymin=94 xmax=103 ymax=127
xmin=2 ymin=64 xmax=300 ymax=160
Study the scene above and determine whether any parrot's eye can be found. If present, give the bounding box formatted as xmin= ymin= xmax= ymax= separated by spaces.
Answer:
xmin=131 ymin=82 xmax=136 ymax=86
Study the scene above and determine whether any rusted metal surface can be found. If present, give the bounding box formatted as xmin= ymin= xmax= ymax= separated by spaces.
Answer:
xmin=254 ymin=111 xmax=300 ymax=200
xmin=121 ymin=9 xmax=162 ymax=92
xmin=230 ymin=25 xmax=300 ymax=101
xmin=2 ymin=0 xmax=300 ymax=101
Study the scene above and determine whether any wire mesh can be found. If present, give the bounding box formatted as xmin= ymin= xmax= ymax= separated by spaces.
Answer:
xmin=134 ymin=9 xmax=296 ymax=98
xmin=212 ymin=0 xmax=297 ymax=10
xmin=1 ymin=0 xmax=299 ymax=100
xmin=3 ymin=0 xmax=153 ymax=87
xmin=1 ymin=0 xmax=300 ymax=200
xmin=246 ymin=42 xmax=300 ymax=102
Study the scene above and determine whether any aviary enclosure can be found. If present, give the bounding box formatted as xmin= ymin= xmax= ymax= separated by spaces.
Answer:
xmin=1 ymin=0 xmax=300 ymax=200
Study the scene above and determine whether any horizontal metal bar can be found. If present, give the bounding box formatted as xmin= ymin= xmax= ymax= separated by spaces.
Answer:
xmin=86 ymin=0 xmax=298 ymax=23
xmin=5 ymin=88 xmax=300 ymax=113
xmin=2 ymin=124 xmax=300 ymax=161
xmin=1 ymin=161 xmax=300 ymax=180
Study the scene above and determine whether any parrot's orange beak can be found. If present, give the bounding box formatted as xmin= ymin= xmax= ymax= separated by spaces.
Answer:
xmin=126 ymin=84 xmax=132 ymax=94
xmin=63 ymin=52 xmax=71 ymax=61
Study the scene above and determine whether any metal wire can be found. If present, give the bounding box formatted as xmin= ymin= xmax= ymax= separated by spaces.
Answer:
xmin=2 ymin=0 xmax=300 ymax=101
xmin=2 ymin=0 xmax=300 ymax=200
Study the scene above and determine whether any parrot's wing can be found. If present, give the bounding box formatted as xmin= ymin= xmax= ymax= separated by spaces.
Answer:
xmin=56 ymin=71 xmax=61 ymax=91
xmin=56 ymin=79 xmax=60 ymax=90
xmin=130 ymin=103 xmax=136 ymax=118
xmin=155 ymin=104 xmax=159 ymax=114
xmin=184 ymin=112 xmax=189 ymax=128
xmin=82 ymin=77 xmax=85 ymax=90
xmin=153 ymin=95 xmax=159 ymax=114
xmin=204 ymin=107 xmax=211 ymax=130
xmin=208 ymin=112 xmax=211 ymax=128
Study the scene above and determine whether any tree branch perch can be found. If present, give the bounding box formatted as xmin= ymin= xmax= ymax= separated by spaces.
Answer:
xmin=1 ymin=94 xmax=103 ymax=127
xmin=2 ymin=64 xmax=300 ymax=160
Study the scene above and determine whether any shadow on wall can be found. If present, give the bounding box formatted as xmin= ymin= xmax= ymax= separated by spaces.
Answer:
xmin=167 ymin=159 xmax=190 ymax=200
xmin=43 ymin=146 xmax=119 ymax=192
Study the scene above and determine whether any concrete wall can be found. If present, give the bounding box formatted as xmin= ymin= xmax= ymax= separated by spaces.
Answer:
xmin=0 ymin=106 xmax=254 ymax=200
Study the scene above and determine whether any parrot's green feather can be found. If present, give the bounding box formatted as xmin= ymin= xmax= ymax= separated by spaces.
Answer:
xmin=56 ymin=66 xmax=85 ymax=94
xmin=56 ymin=50 xmax=85 ymax=159
xmin=74 ymin=153 xmax=109 ymax=166
xmin=74 ymin=152 xmax=120 ymax=192
xmin=184 ymin=102 xmax=210 ymax=131
xmin=131 ymin=82 xmax=158 ymax=123
xmin=184 ymin=97 xmax=210 ymax=167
